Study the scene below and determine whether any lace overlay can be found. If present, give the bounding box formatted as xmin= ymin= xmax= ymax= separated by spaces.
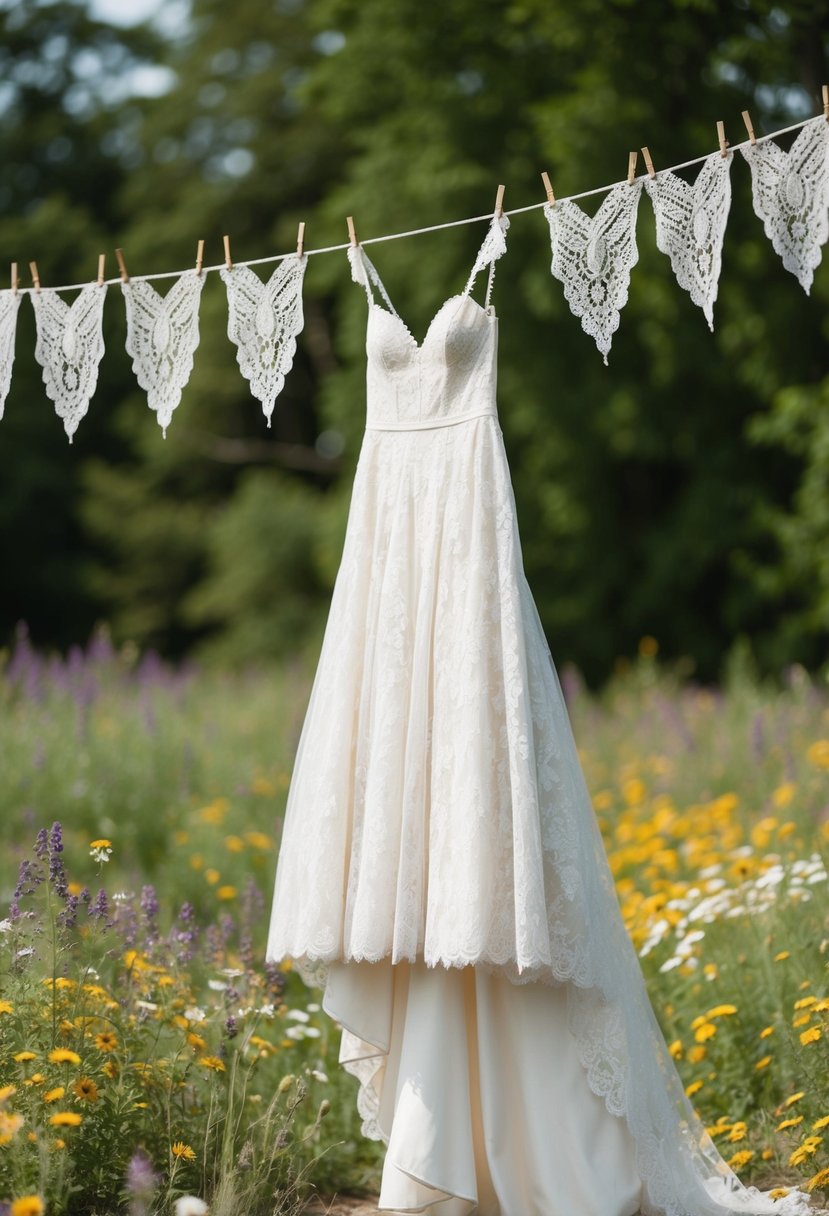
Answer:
xmin=268 ymin=216 xmax=821 ymax=1216
xmin=220 ymin=255 xmax=307 ymax=426
xmin=122 ymin=272 xmax=205 ymax=437
xmin=31 ymin=284 xmax=107 ymax=443
xmin=544 ymin=180 xmax=643 ymax=364
xmin=0 ymin=290 xmax=22 ymax=419
xmin=644 ymin=152 xmax=733 ymax=330
xmin=740 ymin=115 xmax=829 ymax=295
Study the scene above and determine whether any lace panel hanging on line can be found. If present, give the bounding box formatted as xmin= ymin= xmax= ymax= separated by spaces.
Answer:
xmin=220 ymin=254 xmax=307 ymax=427
xmin=740 ymin=114 xmax=829 ymax=295
xmin=0 ymin=290 xmax=22 ymax=420
xmin=31 ymin=284 xmax=107 ymax=443
xmin=644 ymin=150 xmax=733 ymax=331
xmin=544 ymin=179 xmax=643 ymax=365
xmin=122 ymin=271 xmax=206 ymax=438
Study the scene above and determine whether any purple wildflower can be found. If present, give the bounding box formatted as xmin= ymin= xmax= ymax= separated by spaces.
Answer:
xmin=140 ymin=884 xmax=160 ymax=948
xmin=48 ymin=821 xmax=68 ymax=899
xmin=34 ymin=828 xmax=49 ymax=859
xmin=225 ymin=1015 xmax=238 ymax=1039
xmin=90 ymin=888 xmax=110 ymax=922
xmin=172 ymin=901 xmax=198 ymax=964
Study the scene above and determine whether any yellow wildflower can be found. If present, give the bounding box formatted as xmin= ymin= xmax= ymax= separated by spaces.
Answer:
xmin=0 ymin=1111 xmax=24 ymax=1145
xmin=728 ymin=1122 xmax=747 ymax=1142
xmin=728 ymin=1150 xmax=754 ymax=1170
xmin=774 ymin=951 xmax=790 ymax=962
xmin=755 ymin=1056 xmax=772 ymax=1070
xmin=197 ymin=1055 xmax=226 ymax=1072
xmin=204 ymin=868 xmax=220 ymax=885
xmin=685 ymin=1080 xmax=704 ymax=1097
xmin=43 ymin=1087 xmax=65 ymax=1103
xmin=244 ymin=830 xmax=272 ymax=850
xmin=13 ymin=1052 xmax=36 ymax=1063
xmin=73 ymin=1077 xmax=99 ymax=1102
xmin=794 ymin=996 xmax=817 ymax=1010
xmin=800 ymin=1027 xmax=822 ymax=1046
xmin=790 ymin=1137 xmax=822 ymax=1167
xmin=216 ymin=885 xmax=237 ymax=900
xmin=806 ymin=1167 xmax=829 ymax=1192
xmin=806 ymin=740 xmax=829 ymax=769
xmin=171 ymin=1141 xmax=196 ymax=1160
xmin=48 ymin=1111 xmax=82 ymax=1127
xmin=688 ymin=1046 xmax=707 ymax=1064
xmin=772 ymin=783 xmax=796 ymax=807
xmin=224 ymin=834 xmax=245 ymax=853
xmin=0 ymin=1084 xmax=16 ymax=1102
xmin=668 ymin=1040 xmax=683 ymax=1059
xmin=760 ymin=1026 xmax=775 ymax=1039
xmin=784 ymin=1092 xmax=806 ymax=1108
xmin=812 ymin=1116 xmax=829 ymax=1131
xmin=777 ymin=1117 xmax=804 ymax=1131
xmin=94 ymin=1032 xmax=118 ymax=1052
xmin=187 ymin=1033 xmax=207 ymax=1051
xmin=10 ymin=1197 xmax=45 ymax=1216
xmin=695 ymin=1023 xmax=717 ymax=1043
xmin=706 ymin=1005 xmax=737 ymax=1019
xmin=769 ymin=1189 xmax=791 ymax=1200
xmin=48 ymin=1049 xmax=81 ymax=1066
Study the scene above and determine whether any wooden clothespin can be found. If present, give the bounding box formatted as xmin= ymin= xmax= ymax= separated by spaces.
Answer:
xmin=541 ymin=171 xmax=555 ymax=205
xmin=223 ymin=234 xmax=233 ymax=270
xmin=627 ymin=151 xmax=638 ymax=184
xmin=115 ymin=248 xmax=129 ymax=283
xmin=641 ymin=146 xmax=656 ymax=179
xmin=10 ymin=263 xmax=18 ymax=294
xmin=296 ymin=221 xmax=305 ymax=257
xmin=741 ymin=110 xmax=756 ymax=145
xmin=346 ymin=215 xmax=358 ymax=247
xmin=494 ymin=183 xmax=505 ymax=216
xmin=823 ymin=84 xmax=829 ymax=121
xmin=716 ymin=120 xmax=729 ymax=158
xmin=29 ymin=261 xmax=41 ymax=292
xmin=195 ymin=239 xmax=205 ymax=276
xmin=97 ymin=253 xmax=106 ymax=286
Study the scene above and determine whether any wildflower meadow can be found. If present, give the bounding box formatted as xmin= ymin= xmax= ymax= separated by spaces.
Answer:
xmin=0 ymin=624 xmax=828 ymax=1215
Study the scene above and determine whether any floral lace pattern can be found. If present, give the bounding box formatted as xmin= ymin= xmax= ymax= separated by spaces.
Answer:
xmin=122 ymin=272 xmax=205 ymax=437
xmin=644 ymin=152 xmax=733 ymax=330
xmin=0 ymin=290 xmax=22 ymax=419
xmin=544 ymin=180 xmax=643 ymax=364
xmin=31 ymin=284 xmax=107 ymax=443
xmin=741 ymin=115 xmax=829 ymax=295
xmin=220 ymin=255 xmax=307 ymax=426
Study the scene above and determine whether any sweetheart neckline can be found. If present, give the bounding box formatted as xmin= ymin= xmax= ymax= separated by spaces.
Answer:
xmin=369 ymin=294 xmax=495 ymax=350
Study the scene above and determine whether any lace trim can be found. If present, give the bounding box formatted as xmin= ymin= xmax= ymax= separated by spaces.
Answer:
xmin=740 ymin=115 xmax=829 ymax=295
xmin=31 ymin=284 xmax=107 ymax=443
xmin=644 ymin=152 xmax=733 ymax=331
xmin=544 ymin=181 xmax=643 ymax=365
xmin=0 ymin=290 xmax=22 ymax=420
xmin=221 ymin=255 xmax=307 ymax=427
xmin=122 ymin=272 xmax=205 ymax=437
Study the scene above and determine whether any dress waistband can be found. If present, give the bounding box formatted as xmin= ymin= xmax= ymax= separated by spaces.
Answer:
xmin=365 ymin=407 xmax=498 ymax=432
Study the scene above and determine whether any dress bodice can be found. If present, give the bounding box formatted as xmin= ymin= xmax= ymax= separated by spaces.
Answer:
xmin=349 ymin=213 xmax=509 ymax=431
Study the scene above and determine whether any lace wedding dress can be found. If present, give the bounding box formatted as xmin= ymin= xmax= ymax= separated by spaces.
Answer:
xmin=266 ymin=217 xmax=819 ymax=1216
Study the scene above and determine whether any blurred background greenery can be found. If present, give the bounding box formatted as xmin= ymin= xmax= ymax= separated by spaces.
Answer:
xmin=0 ymin=0 xmax=827 ymax=687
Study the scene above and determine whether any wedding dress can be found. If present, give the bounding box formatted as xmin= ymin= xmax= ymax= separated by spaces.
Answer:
xmin=266 ymin=214 xmax=818 ymax=1216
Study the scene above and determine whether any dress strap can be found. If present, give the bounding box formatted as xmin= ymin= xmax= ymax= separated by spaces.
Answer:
xmin=347 ymin=244 xmax=398 ymax=315
xmin=462 ymin=212 xmax=511 ymax=309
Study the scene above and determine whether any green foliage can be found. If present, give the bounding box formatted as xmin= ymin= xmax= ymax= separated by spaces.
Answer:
xmin=0 ymin=0 xmax=827 ymax=683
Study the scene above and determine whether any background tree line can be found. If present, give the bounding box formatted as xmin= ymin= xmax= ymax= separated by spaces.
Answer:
xmin=0 ymin=0 xmax=827 ymax=687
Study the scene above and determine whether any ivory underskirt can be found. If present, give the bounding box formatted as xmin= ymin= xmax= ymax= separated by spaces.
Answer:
xmin=322 ymin=957 xmax=644 ymax=1216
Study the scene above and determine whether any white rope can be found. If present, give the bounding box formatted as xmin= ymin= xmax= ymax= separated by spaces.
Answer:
xmin=10 ymin=115 xmax=817 ymax=296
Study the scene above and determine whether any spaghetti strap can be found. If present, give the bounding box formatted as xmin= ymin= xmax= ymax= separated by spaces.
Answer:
xmin=347 ymin=244 xmax=398 ymax=315
xmin=462 ymin=212 xmax=511 ymax=309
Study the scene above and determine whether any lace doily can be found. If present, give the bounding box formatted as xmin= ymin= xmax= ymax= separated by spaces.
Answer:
xmin=122 ymin=271 xmax=205 ymax=437
xmin=220 ymin=254 xmax=307 ymax=427
xmin=740 ymin=115 xmax=829 ymax=295
xmin=31 ymin=284 xmax=107 ymax=443
xmin=644 ymin=151 xmax=733 ymax=331
xmin=0 ymin=290 xmax=22 ymax=419
xmin=545 ymin=180 xmax=643 ymax=364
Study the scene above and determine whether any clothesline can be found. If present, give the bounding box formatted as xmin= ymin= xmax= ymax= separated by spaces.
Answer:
xmin=8 ymin=113 xmax=816 ymax=296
